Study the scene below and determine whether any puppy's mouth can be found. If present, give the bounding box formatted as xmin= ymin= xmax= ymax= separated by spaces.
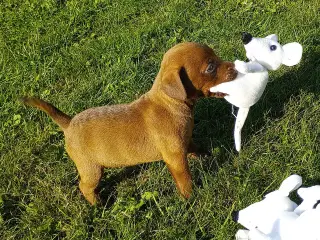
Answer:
xmin=211 ymin=91 xmax=228 ymax=98
xmin=202 ymin=85 xmax=228 ymax=98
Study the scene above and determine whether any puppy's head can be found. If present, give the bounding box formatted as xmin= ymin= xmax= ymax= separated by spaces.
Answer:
xmin=158 ymin=42 xmax=237 ymax=101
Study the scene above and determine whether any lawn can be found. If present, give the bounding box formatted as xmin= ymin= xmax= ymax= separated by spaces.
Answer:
xmin=0 ymin=0 xmax=319 ymax=239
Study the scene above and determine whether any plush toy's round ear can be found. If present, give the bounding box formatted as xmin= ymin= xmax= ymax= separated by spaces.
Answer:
xmin=265 ymin=34 xmax=278 ymax=42
xmin=278 ymin=174 xmax=302 ymax=196
xmin=282 ymin=42 xmax=303 ymax=66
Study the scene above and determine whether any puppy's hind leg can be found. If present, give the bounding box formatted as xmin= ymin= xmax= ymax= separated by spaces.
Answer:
xmin=76 ymin=162 xmax=103 ymax=205
xmin=163 ymin=152 xmax=192 ymax=199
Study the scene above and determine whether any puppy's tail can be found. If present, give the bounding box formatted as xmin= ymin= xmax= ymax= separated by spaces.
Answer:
xmin=20 ymin=96 xmax=71 ymax=130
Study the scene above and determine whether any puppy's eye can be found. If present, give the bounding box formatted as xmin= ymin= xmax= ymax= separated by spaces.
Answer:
xmin=270 ymin=45 xmax=277 ymax=51
xmin=205 ymin=62 xmax=216 ymax=73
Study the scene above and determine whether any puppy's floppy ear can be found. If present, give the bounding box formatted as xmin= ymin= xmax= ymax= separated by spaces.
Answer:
xmin=281 ymin=42 xmax=303 ymax=66
xmin=161 ymin=67 xmax=196 ymax=101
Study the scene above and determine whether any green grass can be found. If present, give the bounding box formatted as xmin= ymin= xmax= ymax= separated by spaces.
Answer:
xmin=1 ymin=0 xmax=320 ymax=239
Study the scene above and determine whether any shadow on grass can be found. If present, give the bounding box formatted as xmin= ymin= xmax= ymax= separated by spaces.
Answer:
xmin=21 ymin=49 xmax=319 ymax=212
xmin=97 ymin=165 xmax=144 ymax=208
xmin=192 ymin=49 xmax=320 ymax=172
xmin=79 ymin=50 xmax=320 ymax=202
xmin=0 ymin=195 xmax=26 ymax=228
xmin=244 ymin=49 xmax=320 ymax=137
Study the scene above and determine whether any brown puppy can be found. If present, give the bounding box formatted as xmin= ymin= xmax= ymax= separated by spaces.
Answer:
xmin=22 ymin=42 xmax=237 ymax=205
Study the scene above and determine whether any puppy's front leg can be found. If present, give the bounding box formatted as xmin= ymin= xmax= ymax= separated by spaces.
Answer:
xmin=163 ymin=152 xmax=192 ymax=198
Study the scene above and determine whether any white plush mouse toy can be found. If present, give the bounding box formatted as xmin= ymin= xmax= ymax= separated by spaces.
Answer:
xmin=233 ymin=174 xmax=302 ymax=239
xmin=294 ymin=202 xmax=320 ymax=240
xmin=294 ymin=186 xmax=320 ymax=240
xmin=233 ymin=175 xmax=320 ymax=240
xmin=210 ymin=32 xmax=303 ymax=151
xmin=294 ymin=186 xmax=320 ymax=215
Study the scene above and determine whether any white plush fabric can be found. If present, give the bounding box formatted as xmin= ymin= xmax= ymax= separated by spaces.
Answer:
xmin=210 ymin=33 xmax=302 ymax=152
xmin=234 ymin=175 xmax=320 ymax=240
xmin=294 ymin=186 xmax=320 ymax=215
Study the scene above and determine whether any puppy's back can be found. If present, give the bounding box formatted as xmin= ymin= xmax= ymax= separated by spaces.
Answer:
xmin=65 ymin=97 xmax=162 ymax=167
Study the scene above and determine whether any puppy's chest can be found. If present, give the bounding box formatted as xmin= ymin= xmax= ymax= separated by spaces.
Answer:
xmin=152 ymin=111 xmax=193 ymax=143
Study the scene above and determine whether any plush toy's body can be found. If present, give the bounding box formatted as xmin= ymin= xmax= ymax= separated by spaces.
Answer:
xmin=295 ymin=204 xmax=320 ymax=240
xmin=233 ymin=175 xmax=302 ymax=237
xmin=218 ymin=61 xmax=268 ymax=108
xmin=233 ymin=175 xmax=320 ymax=240
xmin=210 ymin=33 xmax=302 ymax=151
xmin=294 ymin=186 xmax=320 ymax=215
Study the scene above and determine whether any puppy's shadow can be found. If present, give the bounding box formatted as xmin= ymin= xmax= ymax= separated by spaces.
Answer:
xmin=0 ymin=195 xmax=26 ymax=227
xmin=245 ymin=49 xmax=320 ymax=133
xmin=193 ymin=49 xmax=320 ymax=170
xmin=97 ymin=165 xmax=144 ymax=208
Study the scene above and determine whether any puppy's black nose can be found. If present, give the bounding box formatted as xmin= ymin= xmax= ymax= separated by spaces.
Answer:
xmin=242 ymin=32 xmax=252 ymax=45
xmin=232 ymin=210 xmax=239 ymax=222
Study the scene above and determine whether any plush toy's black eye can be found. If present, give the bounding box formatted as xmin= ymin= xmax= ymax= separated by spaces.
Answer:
xmin=270 ymin=45 xmax=277 ymax=51
xmin=206 ymin=62 xmax=216 ymax=73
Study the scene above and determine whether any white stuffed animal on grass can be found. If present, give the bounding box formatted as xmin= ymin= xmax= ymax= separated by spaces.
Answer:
xmin=294 ymin=186 xmax=320 ymax=215
xmin=294 ymin=202 xmax=320 ymax=240
xmin=210 ymin=32 xmax=303 ymax=151
xmin=233 ymin=175 xmax=320 ymax=240
xmin=233 ymin=175 xmax=302 ymax=239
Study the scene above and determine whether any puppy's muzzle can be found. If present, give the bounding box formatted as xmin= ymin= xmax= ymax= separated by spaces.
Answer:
xmin=226 ymin=64 xmax=238 ymax=81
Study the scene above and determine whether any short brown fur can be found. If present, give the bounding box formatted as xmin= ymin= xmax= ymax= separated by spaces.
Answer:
xmin=22 ymin=42 xmax=237 ymax=205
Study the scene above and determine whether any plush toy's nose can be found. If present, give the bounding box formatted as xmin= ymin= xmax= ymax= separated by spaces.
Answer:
xmin=232 ymin=211 xmax=239 ymax=222
xmin=242 ymin=32 xmax=252 ymax=45
xmin=314 ymin=200 xmax=320 ymax=209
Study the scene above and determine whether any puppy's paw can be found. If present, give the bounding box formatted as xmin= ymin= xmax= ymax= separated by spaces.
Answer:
xmin=187 ymin=149 xmax=211 ymax=159
xmin=234 ymin=60 xmax=248 ymax=74
xmin=213 ymin=92 xmax=228 ymax=98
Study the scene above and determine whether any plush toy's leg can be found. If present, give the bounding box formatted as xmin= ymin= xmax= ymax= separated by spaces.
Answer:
xmin=234 ymin=107 xmax=250 ymax=152
xmin=235 ymin=229 xmax=250 ymax=240
xmin=236 ymin=229 xmax=271 ymax=240
xmin=248 ymin=228 xmax=272 ymax=240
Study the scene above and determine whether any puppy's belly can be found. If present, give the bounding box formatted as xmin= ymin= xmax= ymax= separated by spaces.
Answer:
xmin=93 ymin=136 xmax=162 ymax=167
xmin=65 ymin=122 xmax=162 ymax=168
